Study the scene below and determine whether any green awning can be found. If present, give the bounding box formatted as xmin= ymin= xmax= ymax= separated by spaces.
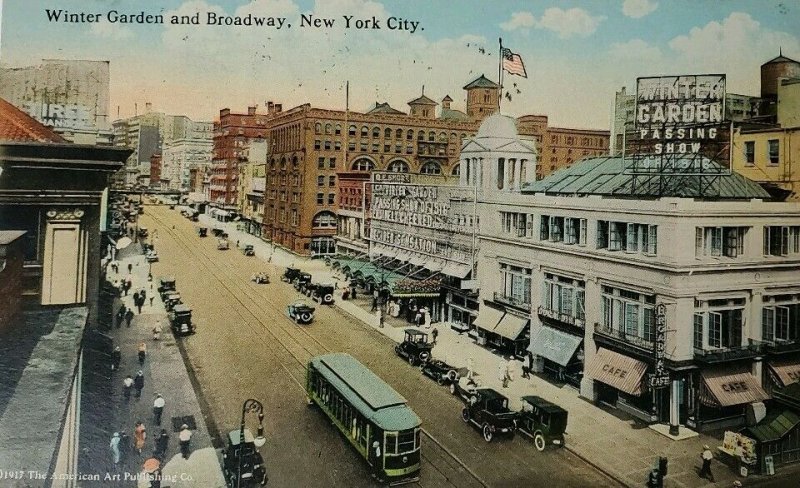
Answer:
xmin=745 ymin=410 xmax=800 ymax=443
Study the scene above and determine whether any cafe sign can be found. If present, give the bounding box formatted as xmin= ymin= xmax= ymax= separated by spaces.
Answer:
xmin=649 ymin=303 xmax=670 ymax=388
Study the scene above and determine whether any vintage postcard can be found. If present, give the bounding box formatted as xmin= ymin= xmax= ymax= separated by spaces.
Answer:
xmin=0 ymin=1 xmax=799 ymax=487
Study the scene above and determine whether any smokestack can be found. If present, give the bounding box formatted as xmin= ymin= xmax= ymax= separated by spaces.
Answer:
xmin=135 ymin=103 xmax=138 ymax=116
xmin=145 ymin=102 xmax=152 ymax=113
xmin=267 ymin=101 xmax=274 ymax=114
xmin=274 ymin=104 xmax=282 ymax=113
xmin=248 ymin=105 xmax=256 ymax=115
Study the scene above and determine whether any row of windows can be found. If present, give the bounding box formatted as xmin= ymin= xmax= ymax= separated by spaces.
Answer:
xmin=309 ymin=371 xmax=369 ymax=450
xmin=316 ymin=193 xmax=337 ymax=205
xmin=602 ymin=286 xmax=656 ymax=343
xmin=317 ymin=175 xmax=336 ymax=187
xmin=743 ymin=139 xmax=780 ymax=165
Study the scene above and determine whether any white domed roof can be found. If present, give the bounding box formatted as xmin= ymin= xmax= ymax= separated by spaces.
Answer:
xmin=476 ymin=114 xmax=518 ymax=139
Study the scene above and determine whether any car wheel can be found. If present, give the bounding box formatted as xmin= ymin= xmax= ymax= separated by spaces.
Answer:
xmin=447 ymin=370 xmax=458 ymax=382
xmin=394 ymin=345 xmax=402 ymax=356
xmin=534 ymin=432 xmax=546 ymax=452
xmin=408 ymin=355 xmax=416 ymax=366
xmin=419 ymin=351 xmax=430 ymax=363
xmin=300 ymin=313 xmax=312 ymax=323
xmin=482 ymin=423 xmax=494 ymax=443
xmin=324 ymin=294 xmax=333 ymax=303
xmin=461 ymin=407 xmax=470 ymax=423
xmin=436 ymin=375 xmax=445 ymax=386
xmin=449 ymin=383 xmax=457 ymax=395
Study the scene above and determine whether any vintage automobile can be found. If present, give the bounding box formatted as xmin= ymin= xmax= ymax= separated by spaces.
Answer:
xmin=145 ymin=250 xmax=159 ymax=263
xmin=461 ymin=388 xmax=519 ymax=442
xmin=137 ymin=227 xmax=149 ymax=238
xmin=164 ymin=292 xmax=182 ymax=312
xmin=198 ymin=227 xmax=208 ymax=237
xmin=394 ymin=329 xmax=434 ymax=366
xmin=158 ymin=276 xmax=176 ymax=297
xmin=222 ymin=429 xmax=267 ymax=487
xmin=287 ymin=300 xmax=315 ymax=324
xmin=450 ymin=375 xmax=483 ymax=401
xmin=517 ymin=396 xmax=568 ymax=451
xmin=282 ymin=267 xmax=301 ymax=283
xmin=293 ymin=272 xmax=313 ymax=293
xmin=217 ymin=238 xmax=230 ymax=250
xmin=169 ymin=204 xmax=175 ymax=210
xmin=251 ymin=272 xmax=270 ymax=284
xmin=212 ymin=227 xmax=225 ymax=237
xmin=242 ymin=244 xmax=255 ymax=256
xmin=310 ymin=283 xmax=335 ymax=305
xmin=169 ymin=304 xmax=195 ymax=335
xmin=421 ymin=358 xmax=460 ymax=386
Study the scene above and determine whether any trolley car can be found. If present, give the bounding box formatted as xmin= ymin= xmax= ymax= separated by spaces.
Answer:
xmin=306 ymin=353 xmax=421 ymax=485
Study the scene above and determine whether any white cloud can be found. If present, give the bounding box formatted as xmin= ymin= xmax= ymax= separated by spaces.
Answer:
xmin=536 ymin=8 xmax=605 ymax=39
xmin=90 ymin=19 xmax=134 ymax=40
xmin=622 ymin=0 xmax=658 ymax=19
xmin=608 ymin=39 xmax=662 ymax=60
xmin=500 ymin=12 xmax=536 ymax=31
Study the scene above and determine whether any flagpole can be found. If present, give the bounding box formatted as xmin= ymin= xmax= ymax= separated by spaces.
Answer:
xmin=498 ymin=38 xmax=504 ymax=112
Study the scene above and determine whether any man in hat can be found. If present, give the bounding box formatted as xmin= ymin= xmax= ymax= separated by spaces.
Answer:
xmin=179 ymin=424 xmax=193 ymax=459
xmin=123 ymin=375 xmax=134 ymax=402
xmin=134 ymin=370 xmax=145 ymax=399
xmin=699 ymin=445 xmax=715 ymax=482
xmin=152 ymin=394 xmax=165 ymax=426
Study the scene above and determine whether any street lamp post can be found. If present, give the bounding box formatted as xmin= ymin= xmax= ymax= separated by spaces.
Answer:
xmin=237 ymin=399 xmax=266 ymax=488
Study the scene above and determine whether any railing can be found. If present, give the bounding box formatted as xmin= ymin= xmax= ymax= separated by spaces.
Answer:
xmin=593 ymin=322 xmax=653 ymax=350
xmin=538 ymin=306 xmax=585 ymax=329
xmin=493 ymin=292 xmax=531 ymax=311
xmin=764 ymin=340 xmax=800 ymax=354
xmin=693 ymin=340 xmax=764 ymax=363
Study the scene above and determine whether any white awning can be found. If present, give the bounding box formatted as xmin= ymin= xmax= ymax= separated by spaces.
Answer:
xmin=442 ymin=262 xmax=472 ymax=279
xmin=473 ymin=306 xmax=505 ymax=331
xmin=379 ymin=246 xmax=399 ymax=259
xmin=408 ymin=253 xmax=427 ymax=266
xmin=493 ymin=312 xmax=529 ymax=341
xmin=424 ymin=259 xmax=446 ymax=273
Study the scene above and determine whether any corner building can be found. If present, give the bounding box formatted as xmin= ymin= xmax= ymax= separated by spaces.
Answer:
xmin=474 ymin=115 xmax=800 ymax=432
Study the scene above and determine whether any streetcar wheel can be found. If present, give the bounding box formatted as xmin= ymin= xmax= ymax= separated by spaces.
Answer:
xmin=482 ymin=423 xmax=494 ymax=443
xmin=461 ymin=407 xmax=470 ymax=423
xmin=534 ymin=432 xmax=546 ymax=452
xmin=449 ymin=383 xmax=457 ymax=395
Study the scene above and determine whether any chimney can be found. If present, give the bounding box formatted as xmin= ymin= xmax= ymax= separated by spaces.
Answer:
xmin=220 ymin=108 xmax=231 ymax=117
xmin=267 ymin=101 xmax=274 ymax=114
xmin=145 ymin=102 xmax=152 ymax=113
xmin=248 ymin=105 xmax=257 ymax=116
xmin=274 ymin=104 xmax=282 ymax=113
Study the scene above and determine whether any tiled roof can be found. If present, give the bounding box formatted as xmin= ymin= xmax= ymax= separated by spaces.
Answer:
xmin=463 ymin=75 xmax=500 ymax=90
xmin=523 ymin=155 xmax=772 ymax=200
xmin=408 ymin=94 xmax=437 ymax=106
xmin=0 ymin=97 xmax=66 ymax=143
xmin=367 ymin=102 xmax=406 ymax=115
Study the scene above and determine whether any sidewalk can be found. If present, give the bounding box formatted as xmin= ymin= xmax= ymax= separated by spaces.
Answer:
xmin=97 ymin=244 xmax=225 ymax=487
xmin=196 ymin=212 xmax=774 ymax=488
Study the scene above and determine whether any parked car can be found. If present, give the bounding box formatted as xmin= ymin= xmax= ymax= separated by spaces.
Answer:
xmin=222 ymin=429 xmax=267 ymax=487
xmin=212 ymin=227 xmax=224 ymax=237
xmin=421 ymin=359 xmax=460 ymax=386
xmin=450 ymin=375 xmax=483 ymax=401
xmin=145 ymin=250 xmax=159 ymax=263
xmin=164 ymin=292 xmax=182 ymax=312
xmin=251 ymin=272 xmax=270 ymax=284
xmin=169 ymin=304 xmax=195 ymax=335
xmin=517 ymin=396 xmax=568 ymax=451
xmin=158 ymin=276 xmax=176 ymax=297
xmin=217 ymin=238 xmax=230 ymax=250
xmin=198 ymin=227 xmax=208 ymax=237
xmin=242 ymin=244 xmax=255 ymax=256
xmin=137 ymin=227 xmax=149 ymax=238
xmin=394 ymin=329 xmax=434 ymax=366
xmin=282 ymin=267 xmax=301 ymax=283
xmin=310 ymin=283 xmax=335 ymax=305
xmin=461 ymin=388 xmax=519 ymax=442
xmin=287 ymin=300 xmax=315 ymax=324
xmin=293 ymin=272 xmax=312 ymax=292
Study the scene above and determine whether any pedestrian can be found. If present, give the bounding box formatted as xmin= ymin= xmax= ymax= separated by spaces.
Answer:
xmin=111 ymin=346 xmax=121 ymax=372
xmin=423 ymin=308 xmax=432 ymax=329
xmin=124 ymin=308 xmax=133 ymax=328
xmin=371 ymin=295 xmax=378 ymax=312
xmin=153 ymin=394 xmax=165 ymax=426
xmin=134 ymin=370 xmax=145 ymax=399
xmin=149 ymin=295 xmax=154 ymax=307
xmin=179 ymin=424 xmax=192 ymax=459
xmin=154 ymin=428 xmax=169 ymax=461
xmin=138 ymin=342 xmax=147 ymax=365
xmin=699 ymin=445 xmax=715 ymax=482
xmin=110 ymin=432 xmax=121 ymax=465
xmin=351 ymin=286 xmax=357 ymax=300
xmin=522 ymin=352 xmax=533 ymax=379
xmin=371 ymin=441 xmax=382 ymax=479
xmin=414 ymin=309 xmax=422 ymax=326
xmin=140 ymin=288 xmax=147 ymax=304
xmin=467 ymin=357 xmax=474 ymax=381
xmin=499 ymin=360 xmax=509 ymax=388
xmin=136 ymin=294 xmax=144 ymax=314
xmin=115 ymin=306 xmax=125 ymax=329
xmin=128 ymin=263 xmax=133 ymax=273
xmin=377 ymin=308 xmax=384 ymax=328
xmin=152 ymin=324 xmax=162 ymax=341
xmin=506 ymin=357 xmax=515 ymax=386
xmin=119 ymin=431 xmax=131 ymax=463
xmin=134 ymin=422 xmax=146 ymax=455
xmin=431 ymin=327 xmax=438 ymax=345
xmin=123 ymin=375 xmax=134 ymax=401
xmin=133 ymin=291 xmax=140 ymax=312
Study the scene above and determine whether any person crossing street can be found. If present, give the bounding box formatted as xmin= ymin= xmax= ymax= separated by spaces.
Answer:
xmin=134 ymin=370 xmax=145 ymax=399
xmin=152 ymin=394 xmax=165 ymax=426
xmin=123 ymin=375 xmax=134 ymax=402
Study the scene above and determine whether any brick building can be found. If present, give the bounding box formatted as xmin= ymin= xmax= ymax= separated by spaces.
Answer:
xmin=149 ymin=153 xmax=162 ymax=187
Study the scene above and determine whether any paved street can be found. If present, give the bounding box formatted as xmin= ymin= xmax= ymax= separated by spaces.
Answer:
xmin=141 ymin=205 xmax=619 ymax=487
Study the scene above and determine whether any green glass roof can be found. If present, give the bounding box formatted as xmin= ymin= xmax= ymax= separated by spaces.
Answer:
xmin=523 ymin=155 xmax=771 ymax=200
xmin=746 ymin=410 xmax=800 ymax=442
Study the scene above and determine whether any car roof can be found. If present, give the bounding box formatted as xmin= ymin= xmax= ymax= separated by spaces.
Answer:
xmin=172 ymin=304 xmax=192 ymax=313
xmin=404 ymin=328 xmax=427 ymax=336
xmin=521 ymin=395 xmax=568 ymax=413
xmin=475 ymin=388 xmax=508 ymax=401
xmin=159 ymin=276 xmax=175 ymax=282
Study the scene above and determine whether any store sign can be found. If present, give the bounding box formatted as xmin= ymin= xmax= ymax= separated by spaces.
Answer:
xmin=370 ymin=226 xmax=470 ymax=261
xmin=601 ymin=364 xmax=629 ymax=379
xmin=371 ymin=183 xmax=453 ymax=230
xmin=372 ymin=172 xmax=411 ymax=184
xmin=649 ymin=303 xmax=670 ymax=388
xmin=632 ymin=74 xmax=729 ymax=164
xmin=22 ymin=102 xmax=94 ymax=129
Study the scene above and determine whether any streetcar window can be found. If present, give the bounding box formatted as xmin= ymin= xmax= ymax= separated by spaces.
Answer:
xmin=415 ymin=428 xmax=421 ymax=450
xmin=385 ymin=432 xmax=398 ymax=455
xmin=398 ymin=430 xmax=416 ymax=454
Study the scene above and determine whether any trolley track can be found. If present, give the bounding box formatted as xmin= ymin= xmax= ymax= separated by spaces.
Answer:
xmin=146 ymin=209 xmax=488 ymax=488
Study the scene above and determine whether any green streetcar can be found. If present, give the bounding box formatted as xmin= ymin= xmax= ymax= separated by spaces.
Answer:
xmin=307 ymin=353 xmax=422 ymax=485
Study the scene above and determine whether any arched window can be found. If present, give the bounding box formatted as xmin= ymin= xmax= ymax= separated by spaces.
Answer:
xmin=384 ymin=127 xmax=392 ymax=138
xmin=335 ymin=124 xmax=342 ymax=135
xmin=325 ymin=123 xmax=332 ymax=135
xmin=417 ymin=131 xmax=424 ymax=141
xmin=387 ymin=160 xmax=409 ymax=173
xmin=372 ymin=127 xmax=380 ymax=138
xmin=315 ymin=123 xmax=322 ymax=134
xmin=439 ymin=132 xmax=447 ymax=142
xmin=269 ymin=158 xmax=276 ymax=168
xmin=312 ymin=211 xmax=337 ymax=228
xmin=396 ymin=128 xmax=403 ymax=139
xmin=428 ymin=131 xmax=435 ymax=142
xmin=420 ymin=162 xmax=442 ymax=175
xmin=406 ymin=130 xmax=414 ymax=140
xmin=349 ymin=125 xmax=356 ymax=136
xmin=451 ymin=164 xmax=461 ymax=176
xmin=280 ymin=157 xmax=286 ymax=169
xmin=361 ymin=126 xmax=369 ymax=137
xmin=292 ymin=156 xmax=299 ymax=166
xmin=351 ymin=158 xmax=375 ymax=171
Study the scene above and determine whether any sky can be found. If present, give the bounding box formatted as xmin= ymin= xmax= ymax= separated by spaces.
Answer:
xmin=0 ymin=0 xmax=798 ymax=129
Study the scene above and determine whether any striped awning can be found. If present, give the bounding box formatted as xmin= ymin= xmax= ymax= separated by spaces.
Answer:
xmin=769 ymin=360 xmax=800 ymax=388
xmin=473 ymin=306 xmax=504 ymax=331
xmin=408 ymin=253 xmax=427 ymax=267
xmin=424 ymin=259 xmax=446 ymax=273
xmin=585 ymin=348 xmax=648 ymax=396
xmin=701 ymin=370 xmax=770 ymax=407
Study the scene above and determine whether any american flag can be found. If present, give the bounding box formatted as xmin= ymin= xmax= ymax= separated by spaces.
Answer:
xmin=501 ymin=48 xmax=527 ymax=78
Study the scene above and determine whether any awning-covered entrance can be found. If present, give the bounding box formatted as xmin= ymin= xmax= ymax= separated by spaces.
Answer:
xmin=700 ymin=370 xmax=770 ymax=407
xmin=473 ymin=306 xmax=504 ymax=331
xmin=494 ymin=312 xmax=529 ymax=342
xmin=586 ymin=347 xmax=648 ymax=396
xmin=769 ymin=360 xmax=800 ymax=388
xmin=529 ymin=326 xmax=582 ymax=367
